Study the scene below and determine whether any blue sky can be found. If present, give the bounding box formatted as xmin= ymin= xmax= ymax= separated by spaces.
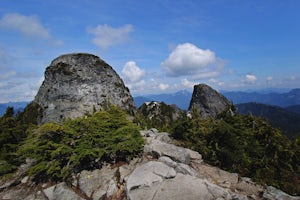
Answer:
xmin=0 ymin=0 xmax=299 ymax=102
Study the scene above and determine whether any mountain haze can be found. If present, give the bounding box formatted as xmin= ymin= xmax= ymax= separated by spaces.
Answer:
xmin=285 ymin=105 xmax=300 ymax=114
xmin=236 ymin=102 xmax=300 ymax=138
xmin=134 ymin=90 xmax=192 ymax=110
xmin=0 ymin=102 xmax=28 ymax=116
xmin=223 ymin=89 xmax=300 ymax=107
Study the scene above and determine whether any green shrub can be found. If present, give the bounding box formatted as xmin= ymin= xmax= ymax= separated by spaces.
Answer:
xmin=0 ymin=107 xmax=33 ymax=177
xmin=18 ymin=106 xmax=144 ymax=182
xmin=171 ymin=109 xmax=300 ymax=195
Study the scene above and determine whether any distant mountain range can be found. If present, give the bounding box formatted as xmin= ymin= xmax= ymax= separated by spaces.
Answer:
xmin=236 ymin=102 xmax=300 ymax=138
xmin=2 ymin=88 xmax=299 ymax=115
xmin=285 ymin=105 xmax=300 ymax=114
xmin=132 ymin=88 xmax=300 ymax=138
xmin=2 ymin=89 xmax=300 ymax=138
xmin=134 ymin=90 xmax=192 ymax=110
xmin=223 ymin=88 xmax=300 ymax=107
xmin=133 ymin=88 xmax=300 ymax=109
xmin=0 ymin=102 xmax=28 ymax=116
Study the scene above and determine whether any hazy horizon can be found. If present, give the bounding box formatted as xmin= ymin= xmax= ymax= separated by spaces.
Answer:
xmin=1 ymin=1 xmax=300 ymax=102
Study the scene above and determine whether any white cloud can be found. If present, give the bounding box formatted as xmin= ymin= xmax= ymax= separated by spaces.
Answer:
xmin=244 ymin=74 xmax=257 ymax=84
xmin=158 ymin=83 xmax=169 ymax=90
xmin=0 ymin=70 xmax=16 ymax=80
xmin=267 ymin=76 xmax=273 ymax=81
xmin=0 ymin=13 xmax=49 ymax=38
xmin=161 ymin=43 xmax=224 ymax=79
xmin=87 ymin=24 xmax=133 ymax=49
xmin=209 ymin=78 xmax=224 ymax=86
xmin=122 ymin=61 xmax=145 ymax=83
xmin=121 ymin=61 xmax=147 ymax=94
xmin=0 ymin=76 xmax=41 ymax=103
xmin=125 ymin=79 xmax=146 ymax=93
xmin=181 ymin=78 xmax=198 ymax=88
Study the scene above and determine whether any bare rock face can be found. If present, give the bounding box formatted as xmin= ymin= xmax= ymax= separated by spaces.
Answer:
xmin=34 ymin=53 xmax=135 ymax=124
xmin=189 ymin=84 xmax=232 ymax=118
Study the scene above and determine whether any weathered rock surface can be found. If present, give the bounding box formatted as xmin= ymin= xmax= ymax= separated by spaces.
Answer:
xmin=189 ymin=83 xmax=232 ymax=118
xmin=43 ymin=182 xmax=84 ymax=200
xmin=144 ymin=139 xmax=191 ymax=164
xmin=126 ymin=161 xmax=176 ymax=191
xmin=1 ymin=128 xmax=299 ymax=200
xmin=263 ymin=186 xmax=300 ymax=200
xmin=34 ymin=53 xmax=135 ymax=124
xmin=78 ymin=166 xmax=117 ymax=199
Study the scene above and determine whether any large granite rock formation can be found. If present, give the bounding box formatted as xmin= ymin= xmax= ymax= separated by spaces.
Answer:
xmin=189 ymin=84 xmax=232 ymax=118
xmin=34 ymin=53 xmax=135 ymax=124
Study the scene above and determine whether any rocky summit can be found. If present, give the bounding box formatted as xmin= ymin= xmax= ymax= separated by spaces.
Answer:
xmin=189 ymin=84 xmax=232 ymax=118
xmin=1 ymin=129 xmax=298 ymax=200
xmin=34 ymin=53 xmax=135 ymax=124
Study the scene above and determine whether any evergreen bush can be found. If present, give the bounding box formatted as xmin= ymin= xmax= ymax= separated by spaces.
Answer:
xmin=18 ymin=106 xmax=144 ymax=182
xmin=171 ymin=108 xmax=300 ymax=195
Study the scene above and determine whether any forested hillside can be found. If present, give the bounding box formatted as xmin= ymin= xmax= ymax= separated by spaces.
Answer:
xmin=236 ymin=102 xmax=300 ymax=139
xmin=171 ymin=107 xmax=300 ymax=195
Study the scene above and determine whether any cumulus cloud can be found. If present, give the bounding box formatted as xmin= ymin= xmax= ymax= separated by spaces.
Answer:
xmin=244 ymin=74 xmax=257 ymax=84
xmin=87 ymin=24 xmax=133 ymax=49
xmin=0 ymin=13 xmax=50 ymax=38
xmin=181 ymin=78 xmax=198 ymax=88
xmin=0 ymin=76 xmax=41 ymax=103
xmin=158 ymin=83 xmax=170 ymax=90
xmin=161 ymin=43 xmax=224 ymax=79
xmin=121 ymin=61 xmax=147 ymax=94
xmin=122 ymin=61 xmax=145 ymax=83
xmin=267 ymin=76 xmax=273 ymax=81
xmin=209 ymin=78 xmax=224 ymax=86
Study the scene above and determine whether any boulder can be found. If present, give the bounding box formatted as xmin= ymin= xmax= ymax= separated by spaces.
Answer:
xmin=43 ymin=182 xmax=84 ymax=200
xmin=126 ymin=161 xmax=176 ymax=192
xmin=263 ymin=186 xmax=299 ymax=200
xmin=197 ymin=163 xmax=238 ymax=188
xmin=175 ymin=163 xmax=196 ymax=176
xmin=144 ymin=139 xmax=191 ymax=164
xmin=78 ymin=166 xmax=117 ymax=199
xmin=33 ymin=53 xmax=135 ymax=124
xmin=0 ymin=187 xmax=47 ymax=200
xmin=158 ymin=156 xmax=177 ymax=168
xmin=128 ymin=173 xmax=232 ymax=200
xmin=154 ymin=132 xmax=173 ymax=143
xmin=158 ymin=156 xmax=196 ymax=176
xmin=235 ymin=177 xmax=263 ymax=197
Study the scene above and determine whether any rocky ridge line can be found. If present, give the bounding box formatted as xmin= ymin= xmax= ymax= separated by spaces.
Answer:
xmin=1 ymin=129 xmax=299 ymax=200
